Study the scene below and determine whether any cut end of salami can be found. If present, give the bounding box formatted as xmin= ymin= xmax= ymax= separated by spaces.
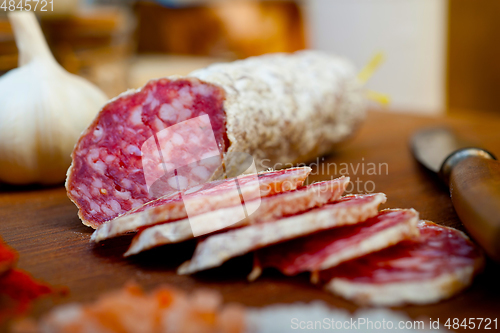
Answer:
xmin=92 ymin=167 xmax=312 ymax=243
xmin=66 ymin=77 xmax=227 ymax=228
xmin=322 ymin=221 xmax=484 ymax=306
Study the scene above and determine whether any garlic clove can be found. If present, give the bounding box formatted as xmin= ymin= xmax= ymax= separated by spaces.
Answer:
xmin=0 ymin=12 xmax=108 ymax=185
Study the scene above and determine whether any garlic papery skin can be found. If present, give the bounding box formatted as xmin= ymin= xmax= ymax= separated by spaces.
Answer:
xmin=0 ymin=12 xmax=108 ymax=185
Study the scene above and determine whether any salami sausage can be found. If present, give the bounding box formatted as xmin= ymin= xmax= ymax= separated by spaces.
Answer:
xmin=321 ymin=221 xmax=484 ymax=306
xmin=124 ymin=177 xmax=350 ymax=256
xmin=177 ymin=193 xmax=386 ymax=275
xmin=66 ymin=51 xmax=365 ymax=228
xmin=252 ymin=209 xmax=419 ymax=281
xmin=91 ymin=167 xmax=311 ymax=242
xmin=189 ymin=51 xmax=365 ymax=177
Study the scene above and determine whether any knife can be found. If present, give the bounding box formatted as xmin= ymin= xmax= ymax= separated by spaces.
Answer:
xmin=411 ymin=127 xmax=500 ymax=262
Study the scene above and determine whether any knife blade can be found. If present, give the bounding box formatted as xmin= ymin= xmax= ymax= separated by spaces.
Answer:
xmin=411 ymin=127 xmax=500 ymax=262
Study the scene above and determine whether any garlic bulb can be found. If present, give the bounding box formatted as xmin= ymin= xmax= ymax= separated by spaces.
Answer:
xmin=0 ymin=12 xmax=108 ymax=185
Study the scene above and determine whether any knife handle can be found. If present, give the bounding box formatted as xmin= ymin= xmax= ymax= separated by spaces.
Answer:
xmin=450 ymin=155 xmax=500 ymax=262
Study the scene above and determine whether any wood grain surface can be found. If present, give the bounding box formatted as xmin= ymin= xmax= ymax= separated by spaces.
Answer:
xmin=1 ymin=110 xmax=500 ymax=332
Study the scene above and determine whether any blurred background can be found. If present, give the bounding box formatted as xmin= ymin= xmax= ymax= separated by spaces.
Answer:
xmin=0 ymin=0 xmax=498 ymax=115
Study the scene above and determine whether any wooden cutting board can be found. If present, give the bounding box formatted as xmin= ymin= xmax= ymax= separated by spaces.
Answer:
xmin=1 ymin=110 xmax=500 ymax=331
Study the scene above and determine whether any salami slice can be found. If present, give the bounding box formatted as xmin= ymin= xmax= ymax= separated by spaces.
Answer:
xmin=177 ymin=193 xmax=386 ymax=275
xmin=91 ymin=167 xmax=311 ymax=243
xmin=252 ymin=209 xmax=419 ymax=281
xmin=124 ymin=177 xmax=350 ymax=256
xmin=67 ymin=51 xmax=365 ymax=228
xmin=322 ymin=221 xmax=484 ymax=306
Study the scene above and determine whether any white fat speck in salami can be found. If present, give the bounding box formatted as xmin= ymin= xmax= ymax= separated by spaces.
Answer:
xmin=91 ymin=167 xmax=311 ymax=243
xmin=253 ymin=209 xmax=419 ymax=280
xmin=67 ymin=51 xmax=365 ymax=228
xmin=123 ymin=177 xmax=350 ymax=256
xmin=321 ymin=221 xmax=484 ymax=306
xmin=177 ymin=193 xmax=386 ymax=275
